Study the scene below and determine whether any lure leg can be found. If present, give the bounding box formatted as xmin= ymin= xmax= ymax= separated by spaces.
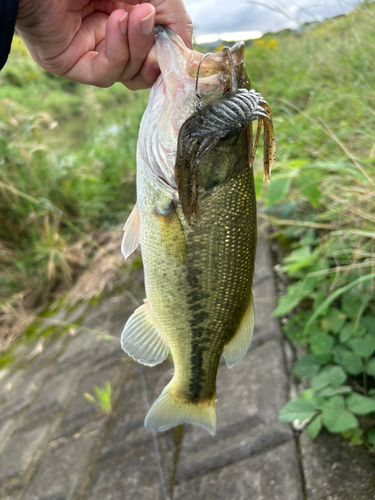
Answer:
xmin=222 ymin=46 xmax=238 ymax=94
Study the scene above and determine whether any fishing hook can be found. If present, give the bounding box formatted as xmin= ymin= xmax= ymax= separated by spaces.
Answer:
xmin=195 ymin=51 xmax=212 ymax=111
xmin=195 ymin=46 xmax=238 ymax=112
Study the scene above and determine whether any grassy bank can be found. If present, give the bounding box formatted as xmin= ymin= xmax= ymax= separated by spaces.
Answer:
xmin=0 ymin=39 xmax=148 ymax=351
xmin=244 ymin=2 xmax=375 ymax=447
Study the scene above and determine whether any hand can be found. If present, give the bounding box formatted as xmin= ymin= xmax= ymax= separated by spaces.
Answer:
xmin=16 ymin=0 xmax=193 ymax=90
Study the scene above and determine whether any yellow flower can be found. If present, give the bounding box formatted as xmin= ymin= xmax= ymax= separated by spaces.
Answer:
xmin=254 ymin=38 xmax=277 ymax=50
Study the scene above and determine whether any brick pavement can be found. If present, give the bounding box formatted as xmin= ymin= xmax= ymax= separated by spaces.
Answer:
xmin=0 ymin=234 xmax=374 ymax=500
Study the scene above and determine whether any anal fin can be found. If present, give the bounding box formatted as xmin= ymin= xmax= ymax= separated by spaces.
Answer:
xmin=121 ymin=301 xmax=169 ymax=366
xmin=121 ymin=203 xmax=140 ymax=261
xmin=224 ymin=293 xmax=255 ymax=369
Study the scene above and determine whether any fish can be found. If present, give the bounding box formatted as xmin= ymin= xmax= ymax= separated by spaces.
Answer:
xmin=120 ymin=26 xmax=275 ymax=435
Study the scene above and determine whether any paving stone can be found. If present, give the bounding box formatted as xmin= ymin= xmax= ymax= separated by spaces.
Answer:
xmin=65 ymin=295 xmax=132 ymax=367
xmin=0 ymin=424 xmax=50 ymax=496
xmin=102 ymin=367 xmax=145 ymax=441
xmin=0 ymin=235 xmax=306 ymax=500
xmin=23 ymin=430 xmax=103 ymax=500
xmin=11 ymin=334 xmax=67 ymax=372
xmin=56 ymin=332 xmax=96 ymax=368
xmin=63 ymin=302 xmax=89 ymax=326
xmin=175 ymin=339 xmax=293 ymax=482
xmin=29 ymin=335 xmax=67 ymax=368
xmin=253 ymin=274 xmax=280 ymax=345
xmin=80 ymin=299 xmax=114 ymax=334
xmin=33 ymin=303 xmax=88 ymax=338
xmin=103 ymin=292 xmax=146 ymax=339
xmin=300 ymin=431 xmax=375 ymax=500
xmin=53 ymin=357 xmax=125 ymax=439
xmin=104 ymin=359 xmax=174 ymax=446
xmin=175 ymin=418 xmax=292 ymax=484
xmin=0 ymin=416 xmax=21 ymax=455
xmin=0 ymin=367 xmax=51 ymax=422
xmin=87 ymin=360 xmax=178 ymax=499
xmin=251 ymin=238 xmax=280 ymax=350
xmin=254 ymin=270 xmax=277 ymax=309
xmin=174 ymin=440 xmax=303 ymax=500
xmin=98 ymin=427 xmax=176 ymax=470
xmin=9 ymin=344 xmax=29 ymax=363
xmin=18 ymin=339 xmax=49 ymax=365
xmin=111 ymin=261 xmax=146 ymax=301
xmin=254 ymin=240 xmax=274 ymax=284
xmin=87 ymin=453 xmax=174 ymax=500
xmin=54 ymin=298 xmax=131 ymax=370
xmin=0 ymin=369 xmax=10 ymax=384
xmin=219 ymin=339 xmax=289 ymax=423
xmin=87 ymin=431 xmax=177 ymax=500
xmin=107 ymin=306 xmax=134 ymax=340
xmin=90 ymin=337 xmax=123 ymax=367
xmin=0 ymin=369 xmax=25 ymax=404
xmin=20 ymin=367 xmax=80 ymax=430
xmin=81 ymin=292 xmax=143 ymax=348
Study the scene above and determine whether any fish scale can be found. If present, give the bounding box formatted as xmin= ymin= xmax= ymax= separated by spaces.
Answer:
xmin=138 ymin=131 xmax=256 ymax=418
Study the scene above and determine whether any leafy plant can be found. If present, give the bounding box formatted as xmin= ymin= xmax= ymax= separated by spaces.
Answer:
xmin=84 ymin=381 xmax=112 ymax=414
xmin=274 ymin=220 xmax=375 ymax=446
xmin=280 ymin=373 xmax=375 ymax=442
xmin=244 ymin=2 xmax=375 ymax=448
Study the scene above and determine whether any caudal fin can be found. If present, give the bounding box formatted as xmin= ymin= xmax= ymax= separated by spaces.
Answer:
xmin=145 ymin=381 xmax=217 ymax=435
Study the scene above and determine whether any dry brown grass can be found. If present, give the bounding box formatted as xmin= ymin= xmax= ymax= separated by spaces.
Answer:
xmin=65 ymin=226 xmax=130 ymax=305
xmin=0 ymin=226 xmax=131 ymax=355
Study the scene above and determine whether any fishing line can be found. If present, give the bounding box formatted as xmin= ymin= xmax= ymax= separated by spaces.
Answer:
xmin=138 ymin=366 xmax=168 ymax=500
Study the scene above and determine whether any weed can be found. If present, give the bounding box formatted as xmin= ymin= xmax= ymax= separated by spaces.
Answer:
xmin=246 ymin=2 xmax=375 ymax=447
xmin=84 ymin=381 xmax=112 ymax=414
xmin=0 ymin=46 xmax=148 ymax=352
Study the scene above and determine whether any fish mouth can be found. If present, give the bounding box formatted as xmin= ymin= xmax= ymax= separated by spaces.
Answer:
xmin=140 ymin=27 xmax=252 ymax=193
xmin=155 ymin=25 xmax=250 ymax=99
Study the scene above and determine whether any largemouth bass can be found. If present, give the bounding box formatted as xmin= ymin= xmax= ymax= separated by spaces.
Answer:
xmin=121 ymin=26 xmax=275 ymax=435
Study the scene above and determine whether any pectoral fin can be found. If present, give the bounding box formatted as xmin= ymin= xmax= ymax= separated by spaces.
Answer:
xmin=121 ymin=301 xmax=169 ymax=366
xmin=121 ymin=203 xmax=140 ymax=261
xmin=224 ymin=294 xmax=255 ymax=369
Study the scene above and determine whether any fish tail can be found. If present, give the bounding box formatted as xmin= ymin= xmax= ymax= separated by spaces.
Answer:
xmin=145 ymin=381 xmax=217 ymax=435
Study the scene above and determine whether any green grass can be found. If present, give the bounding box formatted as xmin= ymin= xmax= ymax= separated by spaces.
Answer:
xmin=0 ymin=36 xmax=149 ymax=351
xmin=84 ymin=381 xmax=112 ymax=415
xmin=242 ymin=2 xmax=375 ymax=447
xmin=0 ymin=90 xmax=144 ymax=295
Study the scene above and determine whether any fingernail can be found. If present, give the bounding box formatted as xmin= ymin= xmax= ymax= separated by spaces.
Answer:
xmin=140 ymin=10 xmax=155 ymax=36
xmin=119 ymin=12 xmax=128 ymax=36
